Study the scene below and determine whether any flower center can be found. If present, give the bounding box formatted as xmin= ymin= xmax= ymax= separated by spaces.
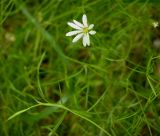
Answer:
xmin=83 ymin=27 xmax=89 ymax=34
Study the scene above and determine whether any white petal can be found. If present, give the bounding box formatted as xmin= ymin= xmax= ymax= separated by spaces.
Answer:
xmin=89 ymin=30 xmax=96 ymax=35
xmin=83 ymin=34 xmax=90 ymax=47
xmin=83 ymin=35 xmax=87 ymax=47
xmin=67 ymin=22 xmax=81 ymax=30
xmin=89 ymin=24 xmax=94 ymax=29
xmin=86 ymin=33 xmax=90 ymax=46
xmin=82 ymin=14 xmax=88 ymax=27
xmin=73 ymin=20 xmax=84 ymax=28
xmin=72 ymin=33 xmax=83 ymax=43
xmin=66 ymin=30 xmax=82 ymax=36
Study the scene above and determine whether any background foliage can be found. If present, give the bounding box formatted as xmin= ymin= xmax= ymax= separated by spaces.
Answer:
xmin=0 ymin=0 xmax=160 ymax=135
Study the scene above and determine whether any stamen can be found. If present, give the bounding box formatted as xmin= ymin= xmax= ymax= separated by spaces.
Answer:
xmin=83 ymin=27 xmax=89 ymax=33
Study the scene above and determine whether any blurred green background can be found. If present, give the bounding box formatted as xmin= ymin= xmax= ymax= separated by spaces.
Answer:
xmin=0 ymin=0 xmax=160 ymax=135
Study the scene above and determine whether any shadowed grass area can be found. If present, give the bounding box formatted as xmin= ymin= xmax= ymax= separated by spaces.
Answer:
xmin=0 ymin=0 xmax=160 ymax=135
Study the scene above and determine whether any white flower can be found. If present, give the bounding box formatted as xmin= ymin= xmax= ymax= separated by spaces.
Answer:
xmin=66 ymin=14 xmax=96 ymax=47
xmin=152 ymin=21 xmax=159 ymax=28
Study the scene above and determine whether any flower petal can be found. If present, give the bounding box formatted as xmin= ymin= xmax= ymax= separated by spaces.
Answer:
xmin=82 ymin=14 xmax=88 ymax=27
xmin=67 ymin=22 xmax=81 ymax=29
xmin=89 ymin=30 xmax=96 ymax=35
xmin=89 ymin=24 xmax=94 ymax=29
xmin=83 ymin=35 xmax=87 ymax=47
xmin=72 ymin=33 xmax=83 ymax=43
xmin=83 ymin=34 xmax=90 ymax=47
xmin=66 ymin=30 xmax=82 ymax=36
xmin=86 ymin=33 xmax=90 ymax=46
xmin=73 ymin=20 xmax=84 ymax=28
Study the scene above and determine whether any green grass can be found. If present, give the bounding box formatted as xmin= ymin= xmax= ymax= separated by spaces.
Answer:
xmin=1 ymin=0 xmax=160 ymax=135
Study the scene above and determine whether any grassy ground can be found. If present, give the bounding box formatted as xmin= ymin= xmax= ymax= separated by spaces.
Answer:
xmin=1 ymin=0 xmax=160 ymax=135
